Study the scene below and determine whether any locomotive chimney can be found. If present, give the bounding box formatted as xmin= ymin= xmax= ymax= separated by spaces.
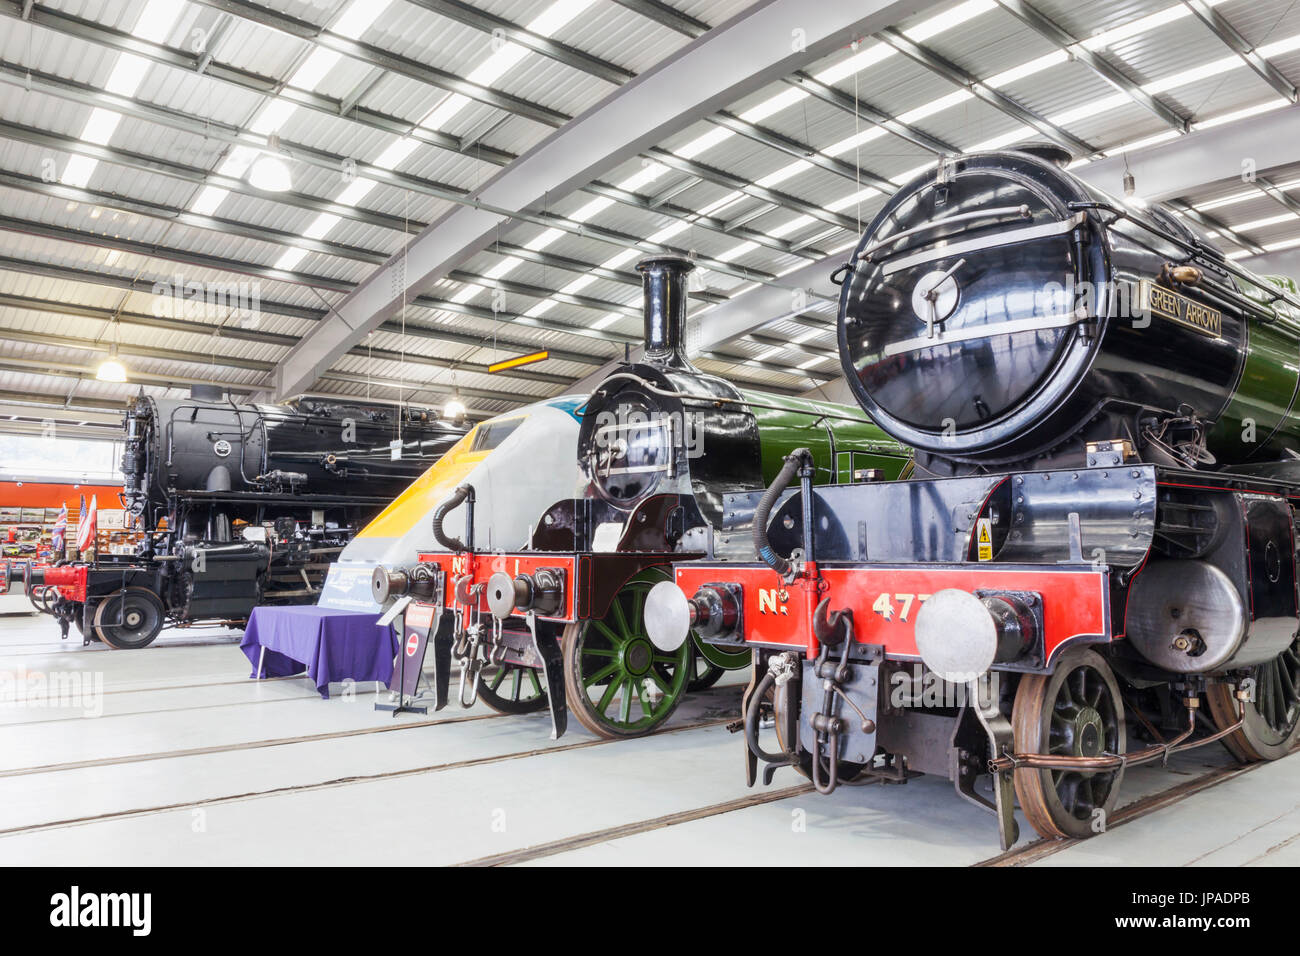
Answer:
xmin=636 ymin=256 xmax=694 ymax=367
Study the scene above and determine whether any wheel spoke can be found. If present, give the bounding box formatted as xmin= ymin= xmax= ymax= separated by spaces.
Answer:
xmin=596 ymin=676 xmax=622 ymax=713
xmin=488 ymin=667 xmax=507 ymax=691
xmin=609 ymin=593 xmax=631 ymax=640
xmin=631 ymin=586 xmax=646 ymax=637
xmin=526 ymin=668 xmax=542 ymax=697
xmin=592 ymin=619 xmax=624 ymax=646
xmin=647 ymin=667 xmax=672 ymax=695
xmin=619 ymin=678 xmax=634 ymax=723
xmin=583 ymin=661 xmax=620 ymax=689
xmin=510 ymin=667 xmax=521 ymax=702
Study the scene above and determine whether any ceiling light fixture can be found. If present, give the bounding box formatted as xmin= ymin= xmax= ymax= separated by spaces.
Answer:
xmin=96 ymin=344 xmax=128 ymax=383
xmin=248 ymin=134 xmax=293 ymax=192
xmin=442 ymin=396 xmax=467 ymax=423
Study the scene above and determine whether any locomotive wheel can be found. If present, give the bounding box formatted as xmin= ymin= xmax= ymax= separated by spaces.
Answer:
xmin=1013 ymin=649 xmax=1126 ymax=839
xmin=687 ymin=652 xmax=726 ymax=692
xmin=1206 ymin=637 xmax=1300 ymax=762
xmin=92 ymin=588 xmax=165 ymax=650
xmin=562 ymin=569 xmax=691 ymax=739
xmin=688 ymin=639 xmax=750 ymax=691
xmin=475 ymin=661 xmax=548 ymax=715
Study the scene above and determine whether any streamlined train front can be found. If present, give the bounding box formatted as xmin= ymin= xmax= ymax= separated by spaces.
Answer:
xmin=649 ymin=145 xmax=1300 ymax=847
xmin=369 ymin=256 xmax=910 ymax=739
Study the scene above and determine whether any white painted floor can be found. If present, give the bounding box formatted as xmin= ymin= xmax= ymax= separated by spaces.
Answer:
xmin=1 ymin=609 xmax=1296 ymax=866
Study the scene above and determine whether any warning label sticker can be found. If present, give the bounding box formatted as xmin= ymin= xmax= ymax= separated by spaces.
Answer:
xmin=976 ymin=518 xmax=994 ymax=562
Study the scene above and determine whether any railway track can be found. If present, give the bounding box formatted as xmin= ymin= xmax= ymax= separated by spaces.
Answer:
xmin=975 ymin=748 xmax=1293 ymax=866
xmin=0 ymin=704 xmax=1282 ymax=863
xmin=460 ymin=753 xmax=1277 ymax=867
xmin=0 ymin=634 xmax=244 ymax=658
xmin=455 ymin=784 xmax=816 ymax=866
xmin=0 ymin=716 xmax=734 ymax=839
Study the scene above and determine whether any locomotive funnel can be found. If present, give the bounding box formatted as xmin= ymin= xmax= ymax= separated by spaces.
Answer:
xmin=635 ymin=256 xmax=694 ymax=367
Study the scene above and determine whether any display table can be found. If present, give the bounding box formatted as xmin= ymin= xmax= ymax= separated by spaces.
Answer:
xmin=241 ymin=606 xmax=398 ymax=699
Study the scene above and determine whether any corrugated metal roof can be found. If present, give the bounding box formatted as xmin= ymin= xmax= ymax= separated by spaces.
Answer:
xmin=2 ymin=0 xmax=1298 ymax=424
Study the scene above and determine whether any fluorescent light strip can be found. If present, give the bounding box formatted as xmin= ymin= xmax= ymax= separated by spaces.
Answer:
xmin=1235 ymin=212 xmax=1298 ymax=232
xmin=270 ymin=0 xmax=599 ymax=296
xmin=669 ymin=0 xmax=1000 ymax=168
xmin=1201 ymin=178 xmax=1300 ymax=212
xmin=740 ymin=0 xmax=1242 ymax=199
xmin=61 ymin=0 xmax=187 ymax=187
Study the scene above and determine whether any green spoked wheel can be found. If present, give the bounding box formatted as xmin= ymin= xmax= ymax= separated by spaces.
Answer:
xmin=563 ymin=569 xmax=692 ymax=738
xmin=689 ymin=639 xmax=750 ymax=691
xmin=475 ymin=661 xmax=548 ymax=715
xmin=688 ymin=650 xmax=726 ymax=692
xmin=1206 ymin=636 xmax=1300 ymax=762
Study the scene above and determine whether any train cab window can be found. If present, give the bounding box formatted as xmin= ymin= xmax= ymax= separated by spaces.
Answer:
xmin=470 ymin=416 xmax=526 ymax=452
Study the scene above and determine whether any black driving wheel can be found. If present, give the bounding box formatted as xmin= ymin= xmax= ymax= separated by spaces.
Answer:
xmin=93 ymin=587 xmax=165 ymax=650
xmin=1013 ymin=649 xmax=1126 ymax=839
xmin=1207 ymin=637 xmax=1300 ymax=761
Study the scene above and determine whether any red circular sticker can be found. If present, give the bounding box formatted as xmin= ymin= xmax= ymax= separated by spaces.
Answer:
xmin=405 ymin=633 xmax=419 ymax=657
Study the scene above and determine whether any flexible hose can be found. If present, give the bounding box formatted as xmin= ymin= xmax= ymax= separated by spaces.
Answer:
xmin=752 ymin=448 xmax=809 ymax=578
xmin=431 ymin=484 xmax=473 ymax=552
xmin=744 ymin=671 xmax=792 ymax=766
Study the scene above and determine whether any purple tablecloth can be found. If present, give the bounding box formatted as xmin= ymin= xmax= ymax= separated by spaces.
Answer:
xmin=241 ymin=606 xmax=398 ymax=699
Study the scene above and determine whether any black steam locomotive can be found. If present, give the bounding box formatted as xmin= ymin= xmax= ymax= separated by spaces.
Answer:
xmin=28 ymin=387 xmax=464 ymax=649
xmin=650 ymin=144 xmax=1300 ymax=847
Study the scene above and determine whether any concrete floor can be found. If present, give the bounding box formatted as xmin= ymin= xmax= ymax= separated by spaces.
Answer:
xmin=1 ymin=609 xmax=1296 ymax=866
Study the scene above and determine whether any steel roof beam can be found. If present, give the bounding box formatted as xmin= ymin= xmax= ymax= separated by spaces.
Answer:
xmin=272 ymin=0 xmax=931 ymax=401
xmin=0 ymin=221 xmax=825 ymax=382
xmin=781 ymin=71 xmax=958 ymax=157
xmin=1256 ymin=178 xmax=1300 ymax=222
xmin=0 ymin=299 xmax=577 ymax=386
xmin=0 ymin=118 xmax=743 ymax=307
xmin=403 ymin=0 xmax=908 ymax=197
xmin=190 ymin=0 xmax=569 ymax=126
xmin=710 ymin=112 xmax=898 ymax=193
xmin=0 ymin=281 xmax=609 ymax=367
xmin=0 ymin=357 xmax=259 ymax=394
xmin=176 ymin=0 xmax=880 ymax=243
xmin=0 ymin=390 xmax=126 ymax=416
xmin=0 ymin=60 xmax=822 ymax=282
xmin=879 ymin=27 xmax=1102 ymax=160
xmin=610 ymin=0 xmax=708 ymax=37
xmin=1076 ymin=104 xmax=1300 ymax=203
xmin=995 ymin=0 xmax=1189 ymax=132
xmin=2 ymin=2 xmax=515 ymax=164
xmin=1165 ymin=200 xmax=1265 ymax=256
xmin=1182 ymin=0 xmax=1298 ymax=105
xmin=0 ymin=13 xmax=826 ymax=269
xmin=403 ymin=0 xmax=636 ymax=86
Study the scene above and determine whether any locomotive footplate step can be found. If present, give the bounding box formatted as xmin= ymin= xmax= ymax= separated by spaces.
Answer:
xmin=527 ymin=611 xmax=567 ymax=739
